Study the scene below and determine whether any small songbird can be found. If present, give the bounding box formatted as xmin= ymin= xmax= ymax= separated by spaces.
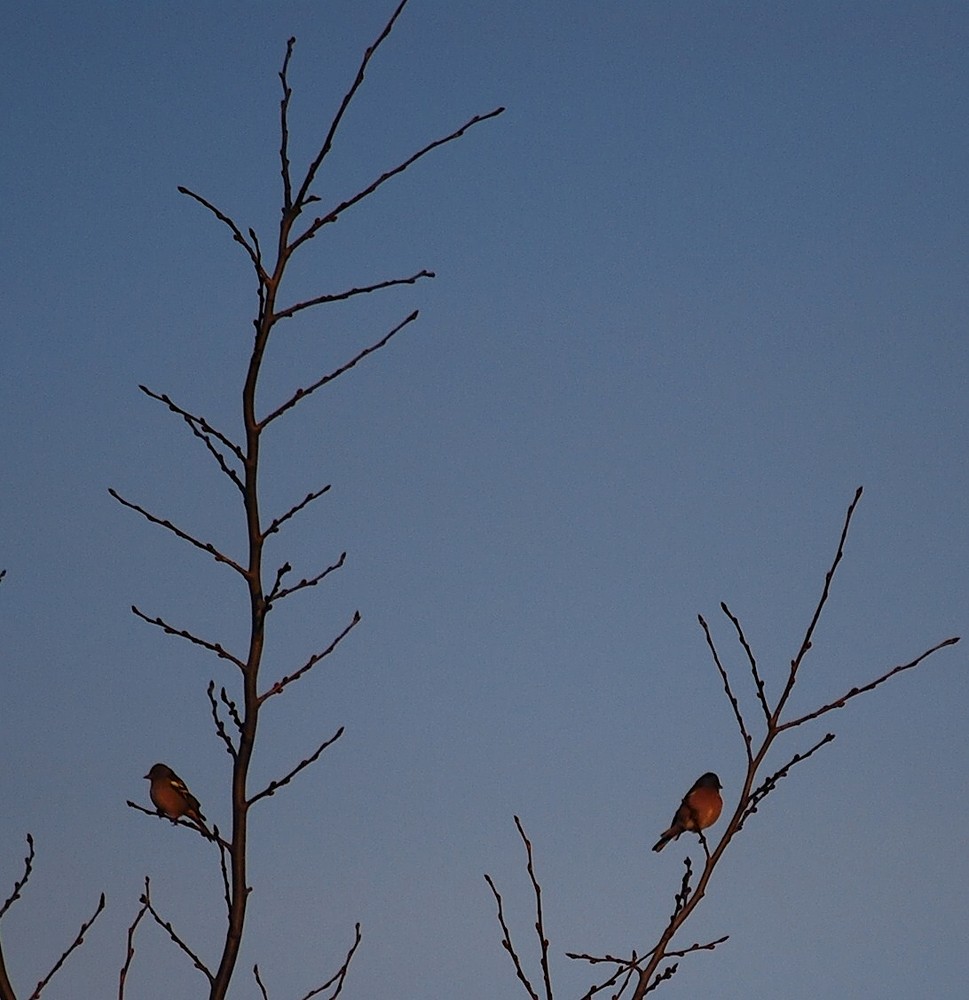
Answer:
xmin=144 ymin=763 xmax=211 ymax=837
xmin=652 ymin=772 xmax=723 ymax=852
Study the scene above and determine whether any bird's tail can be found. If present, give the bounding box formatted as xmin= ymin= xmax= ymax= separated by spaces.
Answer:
xmin=651 ymin=828 xmax=676 ymax=852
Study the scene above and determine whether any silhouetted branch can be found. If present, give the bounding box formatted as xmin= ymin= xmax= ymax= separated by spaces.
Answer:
xmin=263 ymin=485 xmax=332 ymax=538
xmin=698 ymin=614 xmax=752 ymax=759
xmin=248 ymin=727 xmax=345 ymax=807
xmin=772 ymin=485 xmax=864 ymax=722
xmin=25 ymin=893 xmax=105 ymax=1000
xmin=258 ymin=611 xmax=361 ymax=703
xmin=720 ymin=601 xmax=771 ymax=723
xmin=777 ymin=637 xmax=961 ymax=732
xmin=298 ymin=922 xmax=362 ymax=1000
xmin=259 ymin=312 xmax=420 ymax=428
xmin=0 ymin=835 xmax=34 ymax=920
xmin=739 ymin=733 xmax=836 ymax=829
xmin=293 ymin=0 xmax=409 ymax=209
xmin=131 ymin=605 xmax=246 ymax=670
xmin=138 ymin=385 xmax=244 ymax=491
xmin=139 ymin=879 xmax=213 ymax=984
xmin=272 ymin=553 xmax=347 ymax=604
xmin=274 ymin=270 xmax=435 ymax=321
xmin=207 ymin=680 xmax=238 ymax=758
xmin=118 ymin=883 xmax=149 ymax=1000
xmin=278 ymin=36 xmax=296 ymax=211
xmin=254 ymin=963 xmax=270 ymax=1000
xmin=514 ymin=816 xmax=553 ymax=1000
xmin=290 ymin=108 xmax=506 ymax=253
xmin=177 ymin=187 xmax=265 ymax=282
xmin=109 ymin=489 xmax=247 ymax=577
xmin=483 ymin=873 xmax=540 ymax=1000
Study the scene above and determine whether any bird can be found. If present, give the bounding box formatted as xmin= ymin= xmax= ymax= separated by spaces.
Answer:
xmin=652 ymin=772 xmax=723 ymax=852
xmin=144 ymin=763 xmax=212 ymax=838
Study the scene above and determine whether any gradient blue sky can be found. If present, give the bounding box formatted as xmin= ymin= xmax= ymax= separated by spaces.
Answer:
xmin=2 ymin=2 xmax=967 ymax=998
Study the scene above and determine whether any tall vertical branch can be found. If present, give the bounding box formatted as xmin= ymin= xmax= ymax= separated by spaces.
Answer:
xmin=115 ymin=3 xmax=505 ymax=997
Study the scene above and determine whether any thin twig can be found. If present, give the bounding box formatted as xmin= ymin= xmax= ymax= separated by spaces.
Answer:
xmin=273 ymin=270 xmax=435 ymax=321
xmin=177 ymin=187 xmax=266 ymax=282
xmin=279 ymin=36 xmax=296 ymax=211
xmin=27 ymin=893 xmax=106 ymax=1000
xmin=140 ymin=881 xmax=214 ymax=984
xmin=118 ymin=881 xmax=150 ymax=1000
xmin=292 ymin=0 xmax=411 ymax=210
xmin=720 ymin=601 xmax=771 ymax=723
xmin=772 ymin=486 xmax=864 ymax=722
xmin=138 ymin=385 xmax=244 ymax=492
xmin=777 ymin=637 xmax=961 ymax=732
xmin=0 ymin=834 xmax=34 ymax=920
xmin=109 ymin=489 xmax=247 ymax=577
xmin=254 ymin=963 xmax=271 ymax=1000
xmin=739 ymin=733 xmax=836 ymax=829
xmin=248 ymin=728 xmax=345 ymax=807
xmin=514 ymin=816 xmax=553 ymax=1000
xmin=258 ymin=612 xmax=361 ymax=703
xmin=259 ymin=312 xmax=419 ymax=428
xmin=263 ymin=485 xmax=332 ymax=538
xmin=298 ymin=923 xmax=362 ymax=1000
xmin=272 ymin=553 xmax=347 ymax=604
xmin=131 ymin=605 xmax=247 ymax=670
xmin=483 ymin=874 xmax=540 ymax=1000
xmin=207 ymin=680 xmax=238 ymax=758
xmin=698 ymin=614 xmax=752 ymax=759
xmin=289 ymin=108 xmax=506 ymax=253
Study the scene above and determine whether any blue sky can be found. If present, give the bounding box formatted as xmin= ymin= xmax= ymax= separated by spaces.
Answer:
xmin=2 ymin=2 xmax=967 ymax=997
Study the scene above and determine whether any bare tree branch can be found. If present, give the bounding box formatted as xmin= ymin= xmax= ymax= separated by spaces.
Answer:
xmin=131 ymin=605 xmax=246 ymax=671
xmin=177 ymin=186 xmax=266 ymax=282
xmin=248 ymin=727 xmax=345 ymax=807
xmin=292 ymin=0 xmax=410 ymax=210
xmin=207 ymin=680 xmax=238 ymax=758
xmin=0 ymin=835 xmax=34 ymax=921
xmin=720 ymin=601 xmax=771 ymax=723
xmin=772 ymin=485 xmax=864 ymax=723
xmin=278 ymin=36 xmax=296 ymax=211
xmin=118 ymin=884 xmax=149 ymax=1000
xmin=289 ymin=108 xmax=506 ymax=253
xmin=139 ymin=880 xmax=214 ymax=984
xmin=483 ymin=873 xmax=540 ymax=1000
xmin=26 ymin=892 xmax=106 ymax=1000
xmin=254 ymin=963 xmax=270 ymax=1000
xmin=514 ymin=817 xmax=553 ymax=1000
xmin=263 ymin=485 xmax=332 ymax=539
xmin=271 ymin=553 xmax=347 ymax=605
xmin=259 ymin=311 xmax=420 ymax=428
xmin=258 ymin=611 xmax=361 ymax=704
xmin=739 ymin=733 xmax=836 ymax=829
xmin=298 ymin=923 xmax=362 ymax=1000
xmin=109 ymin=489 xmax=247 ymax=577
xmin=139 ymin=385 xmax=245 ymax=491
xmin=777 ymin=637 xmax=961 ymax=732
xmin=274 ymin=270 xmax=435 ymax=322
xmin=698 ymin=614 xmax=752 ymax=759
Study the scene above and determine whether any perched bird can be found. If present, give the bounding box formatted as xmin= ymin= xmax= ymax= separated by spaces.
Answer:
xmin=652 ymin=772 xmax=723 ymax=852
xmin=144 ymin=763 xmax=211 ymax=838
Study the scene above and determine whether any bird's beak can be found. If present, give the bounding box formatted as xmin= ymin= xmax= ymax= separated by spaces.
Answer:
xmin=143 ymin=772 xmax=150 ymax=779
